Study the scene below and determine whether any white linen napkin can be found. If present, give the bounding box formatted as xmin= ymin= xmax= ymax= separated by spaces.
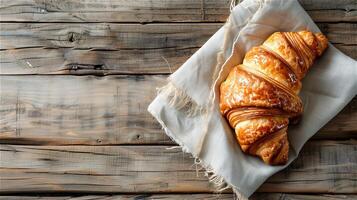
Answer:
xmin=148 ymin=0 xmax=357 ymax=198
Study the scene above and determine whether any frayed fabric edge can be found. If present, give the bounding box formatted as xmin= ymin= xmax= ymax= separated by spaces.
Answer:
xmin=147 ymin=97 xmax=249 ymax=200
xmin=157 ymin=82 xmax=208 ymax=117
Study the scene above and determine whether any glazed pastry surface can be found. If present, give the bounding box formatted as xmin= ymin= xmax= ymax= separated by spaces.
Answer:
xmin=220 ymin=31 xmax=328 ymax=165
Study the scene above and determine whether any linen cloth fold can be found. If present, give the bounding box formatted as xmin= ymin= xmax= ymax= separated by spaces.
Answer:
xmin=148 ymin=0 xmax=357 ymax=198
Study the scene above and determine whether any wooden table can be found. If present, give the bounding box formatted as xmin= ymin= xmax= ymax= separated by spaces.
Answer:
xmin=0 ymin=0 xmax=356 ymax=199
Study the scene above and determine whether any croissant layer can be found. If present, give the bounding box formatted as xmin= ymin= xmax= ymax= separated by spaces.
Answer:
xmin=220 ymin=31 xmax=328 ymax=165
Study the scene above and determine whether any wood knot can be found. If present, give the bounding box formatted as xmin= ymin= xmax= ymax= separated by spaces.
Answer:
xmin=68 ymin=32 xmax=82 ymax=43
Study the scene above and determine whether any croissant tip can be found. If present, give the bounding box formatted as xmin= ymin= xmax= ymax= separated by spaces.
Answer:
xmin=314 ymin=32 xmax=329 ymax=56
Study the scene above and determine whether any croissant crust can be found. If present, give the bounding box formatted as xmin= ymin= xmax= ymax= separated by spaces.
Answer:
xmin=220 ymin=31 xmax=328 ymax=165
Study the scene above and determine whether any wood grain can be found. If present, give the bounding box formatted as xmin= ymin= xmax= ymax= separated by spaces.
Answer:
xmin=0 ymin=0 xmax=355 ymax=198
xmin=0 ymin=23 xmax=355 ymax=75
xmin=0 ymin=194 xmax=356 ymax=200
xmin=0 ymin=0 xmax=356 ymax=23
xmin=0 ymin=23 xmax=216 ymax=75
xmin=0 ymin=75 xmax=356 ymax=145
xmin=0 ymin=140 xmax=356 ymax=193
xmin=251 ymin=194 xmax=357 ymax=200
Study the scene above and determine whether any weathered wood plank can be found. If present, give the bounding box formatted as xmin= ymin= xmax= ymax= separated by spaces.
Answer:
xmin=0 ymin=23 xmax=355 ymax=75
xmin=0 ymin=76 xmax=356 ymax=145
xmin=0 ymin=75 xmax=168 ymax=145
xmin=0 ymin=140 xmax=356 ymax=193
xmin=0 ymin=0 xmax=356 ymax=23
xmin=0 ymin=23 xmax=217 ymax=75
xmin=251 ymin=194 xmax=357 ymax=200
xmin=0 ymin=194 xmax=356 ymax=200
xmin=334 ymin=44 xmax=357 ymax=62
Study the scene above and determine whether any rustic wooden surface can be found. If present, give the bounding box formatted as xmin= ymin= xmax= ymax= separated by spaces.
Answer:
xmin=0 ymin=0 xmax=356 ymax=199
xmin=0 ymin=0 xmax=356 ymax=23
xmin=1 ymin=141 xmax=356 ymax=193
xmin=0 ymin=194 xmax=356 ymax=200
xmin=0 ymin=23 xmax=355 ymax=75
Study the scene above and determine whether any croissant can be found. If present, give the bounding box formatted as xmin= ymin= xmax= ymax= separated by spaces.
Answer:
xmin=220 ymin=31 xmax=328 ymax=165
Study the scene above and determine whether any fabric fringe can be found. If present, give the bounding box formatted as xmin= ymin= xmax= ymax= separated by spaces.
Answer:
xmin=157 ymin=117 xmax=249 ymax=199
xmin=157 ymin=82 xmax=207 ymax=117
xmin=153 ymin=0 xmax=266 ymax=199
xmin=230 ymin=0 xmax=243 ymax=12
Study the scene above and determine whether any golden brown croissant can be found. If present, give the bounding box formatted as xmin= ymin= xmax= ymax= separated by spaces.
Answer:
xmin=220 ymin=31 xmax=328 ymax=165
